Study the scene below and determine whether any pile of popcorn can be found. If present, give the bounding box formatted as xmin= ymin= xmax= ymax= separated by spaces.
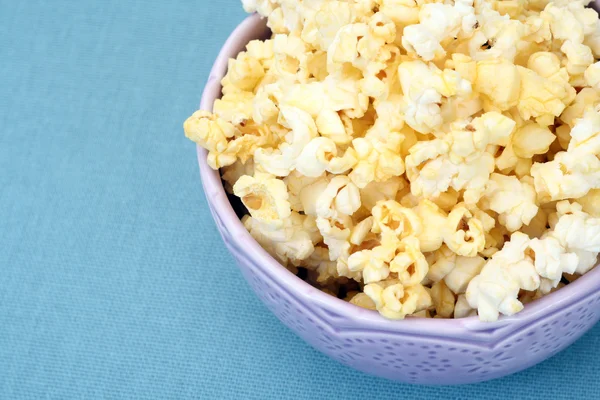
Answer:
xmin=185 ymin=0 xmax=600 ymax=321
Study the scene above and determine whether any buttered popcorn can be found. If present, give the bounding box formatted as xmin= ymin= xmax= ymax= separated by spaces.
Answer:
xmin=185 ymin=0 xmax=600 ymax=321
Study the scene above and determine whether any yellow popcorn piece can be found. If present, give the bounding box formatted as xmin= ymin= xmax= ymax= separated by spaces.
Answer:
xmin=254 ymin=106 xmax=318 ymax=176
xmin=454 ymin=294 xmax=477 ymax=318
xmin=541 ymin=3 xmax=585 ymax=44
xmin=511 ymin=122 xmax=556 ymax=159
xmin=474 ymin=59 xmax=521 ymax=111
xmin=389 ymin=236 xmax=429 ymax=287
xmin=349 ymin=136 xmax=405 ymax=188
xmin=233 ymin=172 xmax=292 ymax=227
xmin=348 ymin=232 xmax=398 ymax=284
xmin=560 ymin=88 xmax=600 ymax=128
xmin=444 ymin=255 xmax=486 ymax=294
xmin=316 ymin=176 xmax=361 ymax=220
xmin=371 ymin=200 xmax=422 ymax=239
xmin=301 ymin=1 xmax=355 ymax=51
xmin=427 ymin=245 xmax=457 ymax=283
xmin=444 ymin=203 xmax=488 ymax=257
xmin=531 ymin=151 xmax=600 ymax=203
xmin=316 ymin=215 xmax=353 ymax=262
xmin=584 ymin=62 xmax=600 ymax=91
xmin=561 ymin=41 xmax=594 ymax=76
xmin=184 ymin=110 xmax=240 ymax=169
xmin=364 ymin=280 xmax=432 ymax=320
xmin=430 ymin=280 xmax=456 ymax=318
xmin=413 ymin=199 xmax=447 ymax=252
xmin=578 ymin=189 xmax=600 ymax=217
xmin=399 ymin=60 xmax=472 ymax=134
xmin=516 ymin=66 xmax=567 ymax=120
xmin=349 ymin=292 xmax=377 ymax=310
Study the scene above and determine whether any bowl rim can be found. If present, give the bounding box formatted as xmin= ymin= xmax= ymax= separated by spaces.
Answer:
xmin=194 ymin=13 xmax=600 ymax=337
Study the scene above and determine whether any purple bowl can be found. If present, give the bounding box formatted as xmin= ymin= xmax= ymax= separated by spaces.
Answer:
xmin=195 ymin=13 xmax=600 ymax=385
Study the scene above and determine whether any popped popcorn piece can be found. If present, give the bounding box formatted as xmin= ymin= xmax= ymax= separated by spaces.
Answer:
xmin=427 ymin=245 xmax=457 ymax=283
xmin=389 ymin=236 xmax=429 ymax=287
xmin=402 ymin=1 xmax=476 ymax=61
xmin=568 ymin=109 xmax=600 ymax=156
xmin=528 ymin=236 xmax=579 ymax=291
xmin=233 ymin=172 xmax=292 ymax=227
xmin=578 ymin=189 xmax=600 ymax=217
xmin=348 ymin=232 xmax=398 ymax=284
xmin=430 ymin=280 xmax=456 ymax=318
xmin=561 ymin=41 xmax=594 ymax=76
xmin=399 ymin=60 xmax=472 ymax=134
xmin=444 ymin=255 xmax=486 ymax=294
xmin=584 ymin=62 xmax=600 ymax=91
xmin=531 ymin=151 xmax=600 ymax=202
xmin=316 ymin=176 xmax=361 ymax=220
xmin=511 ymin=122 xmax=556 ymax=159
xmin=466 ymin=232 xmax=540 ymax=321
xmin=349 ymin=292 xmax=377 ymax=310
xmin=454 ymin=294 xmax=477 ymax=318
xmin=371 ymin=200 xmax=422 ymax=239
xmin=516 ymin=66 xmax=567 ymax=120
xmin=482 ymin=173 xmax=539 ymax=232
xmin=364 ymin=280 xmax=432 ymax=319
xmin=474 ymin=59 xmax=521 ymax=111
xmin=317 ymin=215 xmax=353 ymax=261
xmin=444 ymin=203 xmax=489 ymax=257
xmin=413 ymin=199 xmax=447 ymax=252
xmin=254 ymin=106 xmax=318 ymax=176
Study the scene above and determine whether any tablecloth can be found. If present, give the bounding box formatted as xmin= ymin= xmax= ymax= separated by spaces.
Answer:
xmin=1 ymin=0 xmax=599 ymax=398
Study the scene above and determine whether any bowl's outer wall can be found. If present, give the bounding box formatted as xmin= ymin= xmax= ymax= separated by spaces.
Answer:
xmin=197 ymin=14 xmax=600 ymax=385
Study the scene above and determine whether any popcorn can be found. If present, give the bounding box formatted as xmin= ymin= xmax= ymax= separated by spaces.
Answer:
xmin=466 ymin=232 xmax=540 ymax=321
xmin=233 ymin=172 xmax=292 ymax=227
xmin=454 ymin=294 xmax=477 ymax=318
xmin=430 ymin=280 xmax=456 ymax=318
xmin=186 ymin=0 xmax=600 ymax=321
xmin=371 ymin=200 xmax=422 ymax=239
xmin=482 ymin=173 xmax=539 ymax=232
xmin=413 ymin=199 xmax=446 ymax=252
xmin=316 ymin=176 xmax=361 ymax=220
xmin=531 ymin=151 xmax=600 ymax=203
xmin=389 ymin=236 xmax=429 ymax=287
xmin=444 ymin=255 xmax=486 ymax=294
xmin=364 ymin=280 xmax=432 ymax=319
xmin=474 ymin=59 xmax=521 ymax=111
xmin=561 ymin=41 xmax=594 ymax=76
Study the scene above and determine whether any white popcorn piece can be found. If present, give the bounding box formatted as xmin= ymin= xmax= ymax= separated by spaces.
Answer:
xmin=483 ymin=173 xmax=539 ymax=232
xmin=531 ymin=151 xmax=600 ymax=203
xmin=466 ymin=232 xmax=540 ymax=321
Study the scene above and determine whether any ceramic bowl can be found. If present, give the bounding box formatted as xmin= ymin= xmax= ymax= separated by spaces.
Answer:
xmin=195 ymin=13 xmax=600 ymax=385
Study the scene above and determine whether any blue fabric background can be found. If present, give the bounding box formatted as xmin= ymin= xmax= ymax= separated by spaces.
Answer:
xmin=1 ymin=0 xmax=598 ymax=398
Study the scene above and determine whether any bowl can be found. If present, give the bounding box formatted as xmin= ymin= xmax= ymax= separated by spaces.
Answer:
xmin=195 ymin=13 xmax=600 ymax=385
